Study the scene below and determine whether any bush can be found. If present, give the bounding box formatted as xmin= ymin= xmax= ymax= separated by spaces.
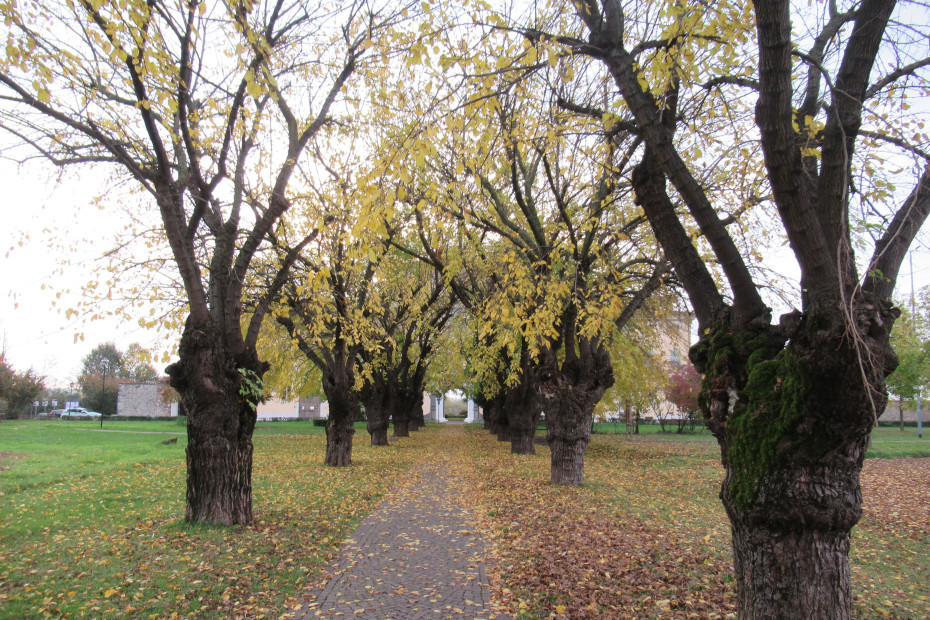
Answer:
xmin=312 ymin=418 xmax=328 ymax=427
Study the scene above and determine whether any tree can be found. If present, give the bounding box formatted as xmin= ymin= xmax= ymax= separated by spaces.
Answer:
xmin=357 ymin=253 xmax=455 ymax=443
xmin=0 ymin=0 xmax=403 ymax=524
xmin=0 ymin=354 xmax=46 ymax=419
xmin=404 ymin=64 xmax=669 ymax=480
xmin=268 ymin=146 xmax=391 ymax=466
xmin=886 ymin=290 xmax=930 ymax=426
xmin=122 ymin=343 xmax=159 ymax=382
xmin=78 ymin=342 xmax=123 ymax=415
xmin=541 ymin=0 xmax=930 ymax=615
xmin=666 ymin=361 xmax=701 ymax=432
xmin=78 ymin=342 xmax=159 ymax=414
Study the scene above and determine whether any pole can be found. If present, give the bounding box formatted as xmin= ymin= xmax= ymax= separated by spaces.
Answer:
xmin=911 ymin=252 xmax=923 ymax=439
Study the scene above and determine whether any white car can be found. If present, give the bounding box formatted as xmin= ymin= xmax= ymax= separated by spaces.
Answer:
xmin=61 ymin=407 xmax=102 ymax=419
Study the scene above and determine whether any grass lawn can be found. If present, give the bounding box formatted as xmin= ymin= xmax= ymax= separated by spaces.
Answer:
xmin=0 ymin=419 xmax=927 ymax=618
xmin=0 ymin=419 xmax=415 ymax=618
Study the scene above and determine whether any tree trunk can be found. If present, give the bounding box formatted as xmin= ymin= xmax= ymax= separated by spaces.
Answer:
xmin=506 ymin=365 xmax=541 ymax=455
xmin=720 ymin=440 xmax=865 ymax=618
xmin=510 ymin=432 xmax=536 ymax=455
xmin=326 ymin=414 xmax=355 ymax=466
xmin=729 ymin=510 xmax=854 ymax=618
xmin=361 ymin=383 xmax=390 ymax=447
xmin=393 ymin=416 xmax=410 ymax=437
xmin=549 ymin=437 xmax=586 ymax=485
xmin=538 ymin=342 xmax=614 ymax=485
xmin=899 ymin=398 xmax=904 ymax=431
xmin=321 ymin=368 xmax=357 ymax=467
xmin=166 ymin=316 xmax=261 ymax=526
xmin=694 ymin=303 xmax=897 ymax=618
xmin=365 ymin=397 xmax=389 ymax=447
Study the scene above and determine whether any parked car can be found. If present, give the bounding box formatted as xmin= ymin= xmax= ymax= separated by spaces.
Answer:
xmin=49 ymin=409 xmax=64 ymax=418
xmin=61 ymin=407 xmax=102 ymax=420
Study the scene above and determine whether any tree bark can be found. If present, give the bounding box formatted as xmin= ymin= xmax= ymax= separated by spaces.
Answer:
xmin=326 ymin=414 xmax=355 ymax=466
xmin=694 ymin=301 xmax=898 ymax=618
xmin=393 ymin=416 xmax=410 ymax=437
xmin=321 ymin=368 xmax=357 ymax=467
xmin=166 ymin=316 xmax=261 ymax=526
xmin=539 ymin=341 xmax=614 ymax=485
xmin=505 ymin=357 xmax=541 ymax=454
xmin=361 ymin=381 xmax=390 ymax=447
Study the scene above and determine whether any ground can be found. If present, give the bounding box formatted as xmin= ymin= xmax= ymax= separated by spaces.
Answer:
xmin=0 ymin=420 xmax=927 ymax=618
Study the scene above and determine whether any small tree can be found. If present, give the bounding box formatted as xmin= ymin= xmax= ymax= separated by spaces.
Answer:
xmin=886 ymin=297 xmax=930 ymax=427
xmin=78 ymin=343 xmax=123 ymax=415
xmin=666 ymin=363 xmax=701 ymax=433
xmin=0 ymin=355 xmax=45 ymax=419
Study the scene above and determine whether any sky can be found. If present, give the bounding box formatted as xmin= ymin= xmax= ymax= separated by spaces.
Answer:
xmin=1 ymin=160 xmax=179 ymax=387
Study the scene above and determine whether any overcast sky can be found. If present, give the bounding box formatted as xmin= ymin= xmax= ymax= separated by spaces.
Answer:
xmin=1 ymin=160 xmax=178 ymax=387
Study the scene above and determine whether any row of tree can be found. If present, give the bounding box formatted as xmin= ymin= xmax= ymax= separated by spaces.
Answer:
xmin=1 ymin=0 xmax=928 ymax=616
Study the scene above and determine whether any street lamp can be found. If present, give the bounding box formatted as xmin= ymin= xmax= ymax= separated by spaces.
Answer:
xmin=100 ymin=359 xmax=111 ymax=429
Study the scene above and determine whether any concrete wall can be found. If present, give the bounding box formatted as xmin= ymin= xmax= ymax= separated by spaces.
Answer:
xmin=117 ymin=382 xmax=175 ymax=417
xmin=256 ymin=398 xmax=298 ymax=420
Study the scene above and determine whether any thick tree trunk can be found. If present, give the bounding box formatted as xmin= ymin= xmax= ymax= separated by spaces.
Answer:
xmin=321 ymin=369 xmax=357 ymax=467
xmin=549 ymin=437 xmax=586 ymax=485
xmin=362 ymin=383 xmax=390 ymax=447
xmin=366 ymin=401 xmax=390 ymax=447
xmin=393 ymin=416 xmax=410 ymax=437
xmin=720 ymin=442 xmax=866 ymax=618
xmin=729 ymin=512 xmax=854 ymax=618
xmin=326 ymin=415 xmax=355 ymax=466
xmin=506 ymin=362 xmax=541 ymax=455
xmin=694 ymin=303 xmax=897 ymax=618
xmin=510 ymin=432 xmax=536 ymax=455
xmin=539 ymin=343 xmax=614 ymax=485
xmin=166 ymin=316 xmax=261 ymax=526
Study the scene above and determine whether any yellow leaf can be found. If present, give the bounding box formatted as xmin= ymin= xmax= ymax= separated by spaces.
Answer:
xmin=104 ymin=588 xmax=118 ymax=598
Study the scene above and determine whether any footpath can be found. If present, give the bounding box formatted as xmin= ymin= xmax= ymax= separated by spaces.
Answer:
xmin=290 ymin=427 xmax=508 ymax=619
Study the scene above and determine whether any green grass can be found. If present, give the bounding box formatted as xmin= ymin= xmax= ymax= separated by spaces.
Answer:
xmin=1 ymin=419 xmax=927 ymax=618
xmin=591 ymin=421 xmax=930 ymax=456
xmin=0 ymin=419 xmax=422 ymax=618
xmin=866 ymin=427 xmax=930 ymax=458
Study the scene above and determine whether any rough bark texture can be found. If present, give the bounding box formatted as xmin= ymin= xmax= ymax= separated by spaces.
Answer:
xmin=321 ymin=368 xmax=357 ymax=467
xmin=505 ymin=353 xmax=542 ymax=454
xmin=361 ymin=382 xmax=390 ymax=447
xmin=539 ymin=341 xmax=614 ymax=485
xmin=166 ymin=317 xmax=263 ymax=526
xmin=393 ymin=415 xmax=410 ymax=438
xmin=326 ymin=414 xmax=355 ymax=467
xmin=693 ymin=301 xmax=898 ymax=618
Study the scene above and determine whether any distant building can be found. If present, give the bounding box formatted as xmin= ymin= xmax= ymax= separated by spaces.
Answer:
xmin=116 ymin=381 xmax=179 ymax=417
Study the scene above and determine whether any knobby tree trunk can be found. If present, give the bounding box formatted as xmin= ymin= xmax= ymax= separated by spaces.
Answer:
xmin=166 ymin=316 xmax=264 ymax=526
xmin=505 ymin=372 xmax=541 ymax=455
xmin=695 ymin=303 xmax=898 ymax=618
xmin=393 ymin=398 xmax=410 ymax=437
xmin=483 ymin=392 xmax=507 ymax=438
xmin=361 ymin=381 xmax=390 ymax=447
xmin=365 ymin=399 xmax=390 ymax=446
xmin=538 ymin=342 xmax=614 ymax=485
xmin=321 ymin=370 xmax=357 ymax=467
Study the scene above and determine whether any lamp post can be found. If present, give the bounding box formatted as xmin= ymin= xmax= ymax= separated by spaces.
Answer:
xmin=100 ymin=359 xmax=110 ymax=429
xmin=910 ymin=252 xmax=924 ymax=439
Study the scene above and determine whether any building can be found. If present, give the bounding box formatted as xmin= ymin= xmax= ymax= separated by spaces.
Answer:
xmin=116 ymin=381 xmax=179 ymax=417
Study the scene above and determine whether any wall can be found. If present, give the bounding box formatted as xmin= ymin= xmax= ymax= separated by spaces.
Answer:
xmin=116 ymin=382 xmax=174 ymax=417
